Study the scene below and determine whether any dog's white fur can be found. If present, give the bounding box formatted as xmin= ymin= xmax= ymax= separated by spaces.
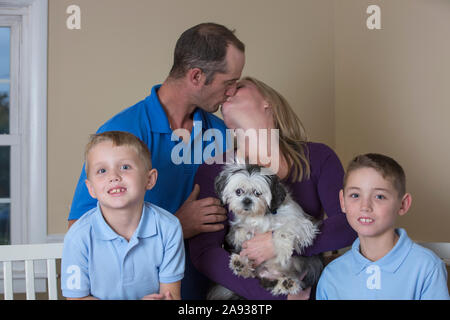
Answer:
xmin=209 ymin=163 xmax=322 ymax=298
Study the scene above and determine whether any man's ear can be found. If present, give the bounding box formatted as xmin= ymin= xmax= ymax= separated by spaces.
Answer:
xmin=85 ymin=179 xmax=97 ymax=199
xmin=187 ymin=68 xmax=204 ymax=87
xmin=146 ymin=168 xmax=158 ymax=190
xmin=398 ymin=193 xmax=412 ymax=216
xmin=339 ymin=189 xmax=346 ymax=213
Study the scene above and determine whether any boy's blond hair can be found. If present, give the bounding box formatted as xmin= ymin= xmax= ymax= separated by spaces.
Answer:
xmin=85 ymin=131 xmax=152 ymax=176
xmin=343 ymin=153 xmax=406 ymax=197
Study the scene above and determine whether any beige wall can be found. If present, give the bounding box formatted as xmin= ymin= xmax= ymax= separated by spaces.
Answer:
xmin=47 ymin=0 xmax=335 ymax=234
xmin=335 ymin=0 xmax=450 ymax=242
xmin=48 ymin=0 xmax=450 ymax=242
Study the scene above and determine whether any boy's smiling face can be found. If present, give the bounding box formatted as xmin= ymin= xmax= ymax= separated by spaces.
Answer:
xmin=85 ymin=141 xmax=157 ymax=213
xmin=339 ymin=167 xmax=411 ymax=240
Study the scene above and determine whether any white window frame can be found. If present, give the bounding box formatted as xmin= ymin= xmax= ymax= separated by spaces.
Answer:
xmin=0 ymin=14 xmax=21 ymax=246
xmin=0 ymin=0 xmax=48 ymax=295
xmin=0 ymin=0 xmax=48 ymax=245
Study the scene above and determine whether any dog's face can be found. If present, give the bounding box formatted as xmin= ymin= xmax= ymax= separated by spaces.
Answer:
xmin=215 ymin=164 xmax=286 ymax=217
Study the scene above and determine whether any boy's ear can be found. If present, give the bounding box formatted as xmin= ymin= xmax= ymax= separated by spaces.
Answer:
xmin=398 ymin=193 xmax=412 ymax=216
xmin=146 ymin=168 xmax=158 ymax=190
xmin=85 ymin=179 xmax=97 ymax=199
xmin=339 ymin=189 xmax=346 ymax=213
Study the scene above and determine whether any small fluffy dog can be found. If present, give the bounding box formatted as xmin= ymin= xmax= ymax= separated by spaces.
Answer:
xmin=208 ymin=163 xmax=323 ymax=299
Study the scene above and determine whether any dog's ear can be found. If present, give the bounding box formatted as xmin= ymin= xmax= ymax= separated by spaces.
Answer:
xmin=214 ymin=170 xmax=228 ymax=203
xmin=269 ymin=176 xmax=287 ymax=212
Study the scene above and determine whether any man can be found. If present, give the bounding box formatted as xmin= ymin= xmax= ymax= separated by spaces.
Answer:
xmin=68 ymin=23 xmax=246 ymax=299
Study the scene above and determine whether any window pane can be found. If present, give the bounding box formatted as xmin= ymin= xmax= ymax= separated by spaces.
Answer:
xmin=0 ymin=203 xmax=10 ymax=245
xmin=0 ymin=27 xmax=10 ymax=78
xmin=0 ymin=146 xmax=10 ymax=198
xmin=0 ymin=82 xmax=9 ymax=134
xmin=0 ymin=145 xmax=10 ymax=245
xmin=0 ymin=27 xmax=10 ymax=134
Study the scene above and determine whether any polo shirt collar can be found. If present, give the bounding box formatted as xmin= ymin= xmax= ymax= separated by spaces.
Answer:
xmin=133 ymin=203 xmax=157 ymax=239
xmin=92 ymin=202 xmax=119 ymax=241
xmin=146 ymin=84 xmax=209 ymax=134
xmin=92 ymin=202 xmax=157 ymax=241
xmin=146 ymin=84 xmax=171 ymax=133
xmin=351 ymin=228 xmax=413 ymax=275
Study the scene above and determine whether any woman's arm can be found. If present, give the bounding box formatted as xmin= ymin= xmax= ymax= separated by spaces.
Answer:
xmin=303 ymin=144 xmax=357 ymax=256
xmin=190 ymin=226 xmax=285 ymax=300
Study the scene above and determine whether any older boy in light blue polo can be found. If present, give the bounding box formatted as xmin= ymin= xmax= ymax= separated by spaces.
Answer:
xmin=317 ymin=154 xmax=449 ymax=300
xmin=61 ymin=131 xmax=185 ymax=300
xmin=317 ymin=228 xmax=449 ymax=299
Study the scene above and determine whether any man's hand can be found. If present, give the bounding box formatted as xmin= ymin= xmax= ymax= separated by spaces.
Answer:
xmin=175 ymin=184 xmax=227 ymax=239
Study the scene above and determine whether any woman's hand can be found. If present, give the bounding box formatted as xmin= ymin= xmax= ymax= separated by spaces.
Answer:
xmin=240 ymin=231 xmax=275 ymax=266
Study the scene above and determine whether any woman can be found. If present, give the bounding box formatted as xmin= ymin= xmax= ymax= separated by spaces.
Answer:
xmin=189 ymin=77 xmax=356 ymax=299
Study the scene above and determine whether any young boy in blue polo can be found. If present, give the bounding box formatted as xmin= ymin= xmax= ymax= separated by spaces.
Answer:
xmin=61 ymin=131 xmax=185 ymax=300
xmin=317 ymin=153 xmax=449 ymax=300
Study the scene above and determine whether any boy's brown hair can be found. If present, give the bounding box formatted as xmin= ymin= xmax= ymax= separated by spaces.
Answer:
xmin=84 ymin=131 xmax=151 ymax=176
xmin=343 ymin=153 xmax=406 ymax=197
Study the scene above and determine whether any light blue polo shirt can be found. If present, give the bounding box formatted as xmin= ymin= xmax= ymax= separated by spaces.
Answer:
xmin=316 ymin=228 xmax=450 ymax=300
xmin=61 ymin=202 xmax=185 ymax=300
xmin=68 ymin=84 xmax=228 ymax=299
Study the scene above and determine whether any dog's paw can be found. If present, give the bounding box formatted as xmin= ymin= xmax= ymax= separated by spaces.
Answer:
xmin=270 ymin=277 xmax=301 ymax=295
xmin=229 ymin=253 xmax=254 ymax=278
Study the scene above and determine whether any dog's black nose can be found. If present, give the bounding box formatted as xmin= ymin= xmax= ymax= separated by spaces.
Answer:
xmin=242 ymin=197 xmax=252 ymax=207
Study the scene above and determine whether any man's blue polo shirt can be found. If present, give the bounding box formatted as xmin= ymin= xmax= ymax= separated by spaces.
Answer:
xmin=316 ymin=228 xmax=450 ymax=300
xmin=61 ymin=202 xmax=185 ymax=300
xmin=68 ymin=84 xmax=228 ymax=299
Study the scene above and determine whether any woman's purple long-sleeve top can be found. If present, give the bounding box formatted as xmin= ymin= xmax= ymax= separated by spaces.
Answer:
xmin=189 ymin=142 xmax=357 ymax=300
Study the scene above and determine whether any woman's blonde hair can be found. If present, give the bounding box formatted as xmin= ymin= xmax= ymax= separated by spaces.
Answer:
xmin=242 ymin=76 xmax=310 ymax=182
